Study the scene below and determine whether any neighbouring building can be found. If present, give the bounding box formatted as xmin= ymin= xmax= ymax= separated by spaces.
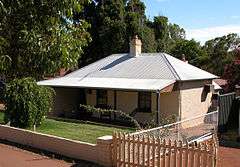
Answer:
xmin=38 ymin=36 xmax=218 ymax=125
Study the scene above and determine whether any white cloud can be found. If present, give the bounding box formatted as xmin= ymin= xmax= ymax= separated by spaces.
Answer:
xmin=230 ymin=15 xmax=240 ymax=19
xmin=186 ymin=25 xmax=240 ymax=44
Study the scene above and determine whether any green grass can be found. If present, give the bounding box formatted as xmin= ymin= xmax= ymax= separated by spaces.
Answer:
xmin=0 ymin=112 xmax=134 ymax=143
xmin=0 ymin=112 xmax=4 ymax=124
xmin=35 ymin=119 xmax=134 ymax=144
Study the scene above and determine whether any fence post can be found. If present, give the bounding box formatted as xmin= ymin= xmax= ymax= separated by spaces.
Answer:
xmin=96 ymin=135 xmax=113 ymax=167
xmin=177 ymin=116 xmax=180 ymax=141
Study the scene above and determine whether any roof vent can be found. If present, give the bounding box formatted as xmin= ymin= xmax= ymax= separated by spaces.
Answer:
xmin=130 ymin=35 xmax=142 ymax=57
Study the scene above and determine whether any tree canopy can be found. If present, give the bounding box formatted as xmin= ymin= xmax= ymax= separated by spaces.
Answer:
xmin=203 ymin=33 xmax=240 ymax=76
xmin=1 ymin=0 xmax=240 ymax=93
xmin=0 ymin=0 xmax=91 ymax=80
xmin=78 ymin=0 xmax=186 ymax=66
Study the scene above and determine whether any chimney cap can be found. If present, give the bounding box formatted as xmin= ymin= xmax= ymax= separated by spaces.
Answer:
xmin=133 ymin=35 xmax=139 ymax=40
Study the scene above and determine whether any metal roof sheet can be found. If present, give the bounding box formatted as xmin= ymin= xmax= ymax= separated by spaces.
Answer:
xmin=66 ymin=53 xmax=177 ymax=80
xmin=38 ymin=77 xmax=175 ymax=91
xmin=38 ymin=53 xmax=218 ymax=90
xmin=164 ymin=54 xmax=218 ymax=81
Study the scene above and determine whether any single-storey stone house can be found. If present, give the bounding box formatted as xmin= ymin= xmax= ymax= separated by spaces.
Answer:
xmin=38 ymin=36 xmax=218 ymax=124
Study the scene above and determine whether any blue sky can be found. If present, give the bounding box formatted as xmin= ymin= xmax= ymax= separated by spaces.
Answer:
xmin=142 ymin=0 xmax=240 ymax=44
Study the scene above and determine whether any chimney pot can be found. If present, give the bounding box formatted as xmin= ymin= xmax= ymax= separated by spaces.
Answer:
xmin=181 ymin=54 xmax=188 ymax=63
xmin=130 ymin=35 xmax=142 ymax=57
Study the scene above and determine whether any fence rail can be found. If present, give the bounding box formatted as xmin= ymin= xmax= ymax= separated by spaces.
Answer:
xmin=112 ymin=132 xmax=218 ymax=167
xmin=131 ymin=111 xmax=218 ymax=144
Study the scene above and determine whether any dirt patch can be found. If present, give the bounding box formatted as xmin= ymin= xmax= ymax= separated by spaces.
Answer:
xmin=218 ymin=146 xmax=240 ymax=167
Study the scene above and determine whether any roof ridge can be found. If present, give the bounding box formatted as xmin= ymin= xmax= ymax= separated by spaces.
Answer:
xmin=162 ymin=53 xmax=181 ymax=80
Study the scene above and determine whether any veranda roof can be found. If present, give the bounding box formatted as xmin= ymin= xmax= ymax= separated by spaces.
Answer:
xmin=38 ymin=77 xmax=175 ymax=91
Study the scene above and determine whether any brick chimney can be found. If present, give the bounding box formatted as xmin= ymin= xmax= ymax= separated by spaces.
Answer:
xmin=130 ymin=35 xmax=142 ymax=57
xmin=181 ymin=54 xmax=188 ymax=63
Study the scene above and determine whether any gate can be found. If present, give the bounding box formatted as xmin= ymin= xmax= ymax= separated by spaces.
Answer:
xmin=112 ymin=132 xmax=218 ymax=167
xmin=218 ymin=92 xmax=240 ymax=130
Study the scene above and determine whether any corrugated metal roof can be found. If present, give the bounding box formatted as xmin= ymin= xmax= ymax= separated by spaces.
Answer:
xmin=66 ymin=53 xmax=217 ymax=80
xmin=66 ymin=53 xmax=177 ymax=80
xmin=38 ymin=77 xmax=175 ymax=91
xmin=38 ymin=53 xmax=218 ymax=90
xmin=164 ymin=54 xmax=218 ymax=81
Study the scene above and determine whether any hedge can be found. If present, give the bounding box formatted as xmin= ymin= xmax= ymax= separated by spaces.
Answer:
xmin=79 ymin=104 xmax=141 ymax=129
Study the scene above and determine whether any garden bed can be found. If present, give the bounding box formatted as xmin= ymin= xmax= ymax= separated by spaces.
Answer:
xmin=0 ymin=112 xmax=134 ymax=144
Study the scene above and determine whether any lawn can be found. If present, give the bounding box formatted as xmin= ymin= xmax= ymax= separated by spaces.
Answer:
xmin=35 ymin=119 xmax=134 ymax=144
xmin=0 ymin=112 xmax=4 ymax=124
xmin=0 ymin=112 xmax=134 ymax=143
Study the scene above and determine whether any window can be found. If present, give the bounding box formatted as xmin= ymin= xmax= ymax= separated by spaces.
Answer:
xmin=138 ymin=92 xmax=151 ymax=112
xmin=96 ymin=90 xmax=108 ymax=107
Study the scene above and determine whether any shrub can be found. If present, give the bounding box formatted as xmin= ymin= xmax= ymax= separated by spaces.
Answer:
xmin=144 ymin=111 xmax=176 ymax=129
xmin=79 ymin=104 xmax=141 ymax=129
xmin=3 ymin=78 xmax=54 ymax=128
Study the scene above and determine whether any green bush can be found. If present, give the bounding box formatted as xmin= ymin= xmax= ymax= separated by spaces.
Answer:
xmin=144 ymin=111 xmax=176 ymax=129
xmin=79 ymin=104 xmax=141 ymax=129
xmin=3 ymin=78 xmax=54 ymax=128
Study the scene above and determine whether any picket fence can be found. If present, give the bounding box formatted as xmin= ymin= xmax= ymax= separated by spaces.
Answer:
xmin=112 ymin=132 xmax=218 ymax=167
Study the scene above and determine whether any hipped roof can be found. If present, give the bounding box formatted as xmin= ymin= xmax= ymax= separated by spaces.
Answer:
xmin=38 ymin=53 xmax=218 ymax=91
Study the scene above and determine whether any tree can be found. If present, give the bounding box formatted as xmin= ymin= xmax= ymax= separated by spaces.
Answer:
xmin=170 ymin=39 xmax=207 ymax=67
xmin=169 ymin=23 xmax=186 ymax=41
xmin=78 ymin=0 xmax=186 ymax=66
xmin=223 ymin=62 xmax=240 ymax=92
xmin=98 ymin=18 xmax=127 ymax=56
xmin=203 ymin=33 xmax=240 ymax=75
xmin=0 ymin=0 xmax=91 ymax=80
xmin=153 ymin=16 xmax=170 ymax=52
xmin=79 ymin=0 xmax=127 ymax=67
xmin=222 ymin=46 xmax=240 ymax=92
xmin=140 ymin=26 xmax=156 ymax=53
xmin=125 ymin=0 xmax=146 ymax=37
xmin=3 ymin=78 xmax=54 ymax=128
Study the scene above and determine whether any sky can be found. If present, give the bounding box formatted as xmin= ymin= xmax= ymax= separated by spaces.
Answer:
xmin=142 ymin=0 xmax=240 ymax=44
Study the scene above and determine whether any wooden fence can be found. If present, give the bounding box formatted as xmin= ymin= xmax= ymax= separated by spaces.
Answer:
xmin=112 ymin=132 xmax=218 ymax=167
